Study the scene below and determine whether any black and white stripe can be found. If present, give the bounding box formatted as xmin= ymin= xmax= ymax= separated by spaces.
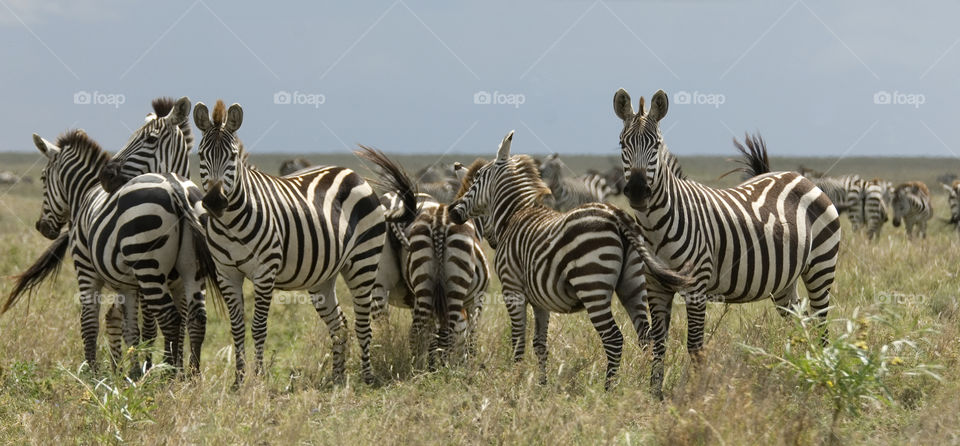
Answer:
xmin=614 ymin=89 xmax=841 ymax=398
xmin=538 ymin=153 xmax=609 ymax=211
xmin=357 ymin=147 xmax=489 ymax=366
xmin=892 ymin=182 xmax=932 ymax=239
xmin=27 ymin=130 xmax=216 ymax=373
xmin=943 ymin=181 xmax=960 ymax=235
xmin=449 ymin=131 xmax=691 ymax=389
xmin=863 ymin=179 xmax=889 ymax=240
xmin=193 ymin=100 xmax=386 ymax=385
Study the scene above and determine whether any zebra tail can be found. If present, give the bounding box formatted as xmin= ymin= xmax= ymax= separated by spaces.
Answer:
xmin=731 ymin=132 xmax=771 ymax=178
xmin=355 ymin=145 xmax=419 ymax=226
xmin=613 ymin=209 xmax=694 ymax=291
xmin=170 ymin=181 xmax=227 ymax=319
xmin=432 ymin=220 xmax=449 ymax=334
xmin=2 ymin=232 xmax=69 ymax=315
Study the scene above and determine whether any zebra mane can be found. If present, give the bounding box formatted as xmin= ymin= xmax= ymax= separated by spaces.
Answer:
xmin=55 ymin=129 xmax=109 ymax=166
xmin=508 ymin=155 xmax=553 ymax=202
xmin=455 ymin=158 xmax=488 ymax=198
xmin=206 ymin=99 xmax=254 ymax=169
xmin=896 ymin=181 xmax=929 ymax=196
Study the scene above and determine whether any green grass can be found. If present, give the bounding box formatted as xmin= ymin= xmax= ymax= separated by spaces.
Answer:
xmin=1 ymin=152 xmax=959 ymax=444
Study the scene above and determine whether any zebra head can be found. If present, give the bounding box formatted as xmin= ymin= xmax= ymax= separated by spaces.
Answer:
xmin=448 ymin=130 xmax=516 ymax=225
xmin=614 ymin=88 xmax=670 ymax=211
xmin=194 ymin=100 xmax=244 ymax=217
xmin=32 ymin=130 xmax=109 ymax=239
xmin=100 ymin=96 xmax=192 ymax=193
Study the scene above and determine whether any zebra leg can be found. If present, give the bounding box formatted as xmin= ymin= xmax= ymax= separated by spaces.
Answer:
xmin=106 ymin=299 xmax=124 ymax=371
xmin=685 ymin=293 xmax=707 ymax=363
xmin=444 ymin=282 xmax=470 ymax=364
xmin=408 ymin=275 xmax=436 ymax=370
xmin=615 ymin=248 xmax=652 ymax=348
xmin=502 ymin=290 xmax=528 ymax=363
xmin=532 ymin=307 xmax=550 ymax=386
xmin=647 ymin=287 xmax=674 ymax=400
xmin=579 ymin=292 xmax=623 ymax=390
xmin=250 ymin=275 xmax=277 ymax=378
xmin=343 ymin=244 xmax=381 ymax=385
xmin=140 ymin=293 xmax=157 ymax=371
xmin=77 ymin=273 xmax=105 ymax=373
xmin=310 ymin=279 xmax=348 ymax=384
xmin=176 ymin=264 xmax=207 ymax=375
xmin=117 ymin=290 xmax=142 ymax=377
xmin=218 ymin=267 xmax=247 ymax=386
xmin=772 ymin=283 xmax=802 ymax=318
xmin=145 ymin=282 xmax=183 ymax=371
xmin=802 ymin=258 xmax=837 ymax=347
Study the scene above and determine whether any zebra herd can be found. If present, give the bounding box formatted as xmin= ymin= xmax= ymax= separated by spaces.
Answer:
xmin=1 ymin=89 xmax=953 ymax=398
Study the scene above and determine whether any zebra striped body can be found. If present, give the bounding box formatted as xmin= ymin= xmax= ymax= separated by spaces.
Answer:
xmin=538 ymin=154 xmax=608 ymax=211
xmin=892 ymin=181 xmax=932 ymax=238
xmin=863 ymin=179 xmax=889 ymax=240
xmin=449 ymin=131 xmax=691 ymax=389
xmin=845 ymin=178 xmax=866 ymax=231
xmin=32 ymin=130 xmax=214 ymax=373
xmin=614 ymin=89 xmax=840 ymax=398
xmin=193 ymin=101 xmax=385 ymax=385
xmin=810 ymin=174 xmax=860 ymax=214
xmin=358 ymin=148 xmax=489 ymax=365
xmin=943 ymin=181 xmax=960 ymax=236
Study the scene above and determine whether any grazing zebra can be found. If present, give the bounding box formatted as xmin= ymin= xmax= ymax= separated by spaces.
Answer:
xmin=538 ymin=153 xmax=608 ymax=211
xmin=192 ymin=100 xmax=386 ymax=385
xmin=4 ymin=130 xmax=218 ymax=373
xmin=943 ymin=181 xmax=960 ymax=235
xmin=448 ymin=130 xmax=692 ymax=389
xmin=613 ymin=89 xmax=841 ymax=398
xmin=891 ymin=181 xmax=932 ymax=239
xmin=279 ymin=157 xmax=312 ymax=176
xmin=100 ymin=97 xmax=193 ymax=193
xmin=809 ymin=174 xmax=860 ymax=214
xmin=357 ymin=147 xmax=489 ymax=365
xmin=863 ymin=179 xmax=889 ymax=241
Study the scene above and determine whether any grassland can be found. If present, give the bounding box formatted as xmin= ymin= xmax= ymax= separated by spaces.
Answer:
xmin=1 ymin=152 xmax=959 ymax=445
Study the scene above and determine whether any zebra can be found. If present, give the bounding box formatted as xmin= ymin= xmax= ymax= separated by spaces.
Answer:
xmin=100 ymin=97 xmax=193 ymax=193
xmin=863 ymin=179 xmax=889 ymax=241
xmin=356 ymin=147 xmax=489 ymax=365
xmin=891 ymin=181 xmax=932 ymax=239
xmin=192 ymin=100 xmax=386 ymax=385
xmin=454 ymin=160 xmax=495 ymax=248
xmin=943 ymin=181 xmax=960 ymax=235
xmin=613 ymin=88 xmax=841 ymax=398
xmin=279 ymin=157 xmax=312 ymax=176
xmin=845 ymin=178 xmax=866 ymax=231
xmin=586 ymin=165 xmax=627 ymax=197
xmin=538 ymin=153 xmax=608 ymax=211
xmin=809 ymin=174 xmax=860 ymax=214
xmin=448 ymin=130 xmax=692 ymax=389
xmin=3 ymin=130 xmax=219 ymax=374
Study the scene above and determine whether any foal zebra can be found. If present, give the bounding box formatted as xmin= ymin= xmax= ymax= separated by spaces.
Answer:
xmin=891 ymin=181 xmax=932 ymax=239
xmin=357 ymin=147 xmax=489 ymax=365
xmin=538 ymin=153 xmax=609 ymax=211
xmin=193 ymin=100 xmax=386 ymax=385
xmin=448 ymin=130 xmax=692 ymax=389
xmin=863 ymin=179 xmax=889 ymax=241
xmin=614 ymin=88 xmax=841 ymax=398
xmin=5 ymin=130 xmax=218 ymax=372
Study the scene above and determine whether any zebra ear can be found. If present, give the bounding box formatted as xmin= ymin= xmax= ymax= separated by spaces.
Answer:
xmin=496 ymin=130 xmax=515 ymax=161
xmin=193 ymin=103 xmax=212 ymax=132
xmin=648 ymin=90 xmax=669 ymax=122
xmin=225 ymin=104 xmax=243 ymax=133
xmin=164 ymin=96 xmax=191 ymax=125
xmin=613 ymin=88 xmax=635 ymax=122
xmin=33 ymin=134 xmax=60 ymax=159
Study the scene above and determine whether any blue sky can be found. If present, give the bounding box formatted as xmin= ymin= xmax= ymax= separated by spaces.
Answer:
xmin=1 ymin=1 xmax=958 ymax=157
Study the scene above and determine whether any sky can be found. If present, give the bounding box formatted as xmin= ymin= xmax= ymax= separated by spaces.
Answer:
xmin=1 ymin=0 xmax=959 ymax=158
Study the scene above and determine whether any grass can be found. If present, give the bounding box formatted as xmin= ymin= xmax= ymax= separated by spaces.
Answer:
xmin=1 ymin=152 xmax=959 ymax=444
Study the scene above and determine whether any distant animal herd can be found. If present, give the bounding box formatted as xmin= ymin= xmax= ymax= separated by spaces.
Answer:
xmin=3 ymin=89 xmax=958 ymax=399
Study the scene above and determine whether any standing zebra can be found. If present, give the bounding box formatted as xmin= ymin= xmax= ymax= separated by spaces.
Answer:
xmin=845 ymin=178 xmax=866 ymax=231
xmin=943 ymin=181 xmax=960 ymax=236
xmin=448 ymin=130 xmax=692 ymax=389
xmin=357 ymin=147 xmax=489 ymax=365
xmin=863 ymin=179 xmax=889 ymax=241
xmin=538 ymin=153 xmax=608 ymax=211
xmin=100 ymin=97 xmax=193 ymax=193
xmin=809 ymin=174 xmax=860 ymax=214
xmin=613 ymin=89 xmax=841 ymax=398
xmin=891 ymin=181 xmax=932 ymax=239
xmin=4 ymin=130 xmax=218 ymax=373
xmin=192 ymin=100 xmax=386 ymax=385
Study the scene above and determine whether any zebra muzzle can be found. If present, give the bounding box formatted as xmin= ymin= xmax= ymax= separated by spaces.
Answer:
xmin=35 ymin=219 xmax=61 ymax=240
xmin=202 ymin=181 xmax=228 ymax=218
xmin=624 ymin=167 xmax=651 ymax=212
xmin=448 ymin=202 xmax=467 ymax=225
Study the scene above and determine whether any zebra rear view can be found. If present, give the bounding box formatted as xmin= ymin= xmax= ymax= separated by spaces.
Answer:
xmin=193 ymin=100 xmax=386 ymax=386
xmin=449 ymin=130 xmax=692 ymax=389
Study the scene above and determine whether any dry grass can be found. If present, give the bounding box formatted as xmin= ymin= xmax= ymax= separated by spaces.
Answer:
xmin=1 ymin=154 xmax=959 ymax=444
